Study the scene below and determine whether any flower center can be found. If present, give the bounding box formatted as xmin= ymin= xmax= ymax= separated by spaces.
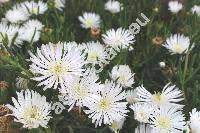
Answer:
xmin=32 ymin=7 xmax=39 ymax=14
xmin=135 ymin=111 xmax=148 ymax=123
xmin=88 ymin=52 xmax=98 ymax=62
xmin=152 ymin=93 xmax=165 ymax=106
xmin=98 ymin=98 xmax=111 ymax=111
xmin=24 ymin=106 xmax=40 ymax=122
xmin=157 ymin=116 xmax=171 ymax=129
xmin=49 ymin=62 xmax=67 ymax=76
xmin=86 ymin=19 xmax=94 ymax=27
xmin=173 ymin=44 xmax=184 ymax=53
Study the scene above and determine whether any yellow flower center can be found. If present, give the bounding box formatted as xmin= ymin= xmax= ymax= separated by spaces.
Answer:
xmin=49 ymin=62 xmax=68 ymax=76
xmin=98 ymin=98 xmax=111 ymax=111
xmin=24 ymin=106 xmax=40 ymax=122
xmin=85 ymin=19 xmax=94 ymax=27
xmin=158 ymin=116 xmax=171 ymax=129
xmin=88 ymin=52 xmax=98 ymax=62
xmin=173 ymin=44 xmax=184 ymax=53
xmin=152 ymin=93 xmax=165 ymax=105
xmin=32 ymin=7 xmax=39 ymax=14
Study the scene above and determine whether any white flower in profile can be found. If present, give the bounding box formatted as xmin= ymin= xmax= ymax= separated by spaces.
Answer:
xmin=5 ymin=6 xmax=30 ymax=23
xmin=136 ymin=83 xmax=184 ymax=108
xmin=84 ymin=80 xmax=128 ymax=127
xmin=126 ymin=89 xmax=138 ymax=104
xmin=78 ymin=12 xmax=101 ymax=29
xmin=102 ymin=28 xmax=135 ymax=50
xmin=130 ymin=103 xmax=153 ymax=123
xmin=6 ymin=90 xmax=52 ymax=129
xmin=20 ymin=1 xmax=48 ymax=15
xmin=168 ymin=1 xmax=183 ymax=13
xmin=110 ymin=65 xmax=135 ymax=88
xmin=150 ymin=106 xmax=186 ymax=133
xmin=29 ymin=42 xmax=85 ymax=90
xmin=59 ymin=69 xmax=102 ymax=111
xmin=105 ymin=0 xmax=123 ymax=14
xmin=84 ymin=41 xmax=107 ymax=64
xmin=135 ymin=123 xmax=152 ymax=133
xmin=16 ymin=77 xmax=28 ymax=89
xmin=19 ymin=19 xmax=44 ymax=43
xmin=189 ymin=108 xmax=200 ymax=133
xmin=0 ymin=22 xmax=22 ymax=47
xmin=54 ymin=0 xmax=66 ymax=11
xmin=163 ymin=34 xmax=193 ymax=54
xmin=191 ymin=5 xmax=200 ymax=16
xmin=109 ymin=118 xmax=125 ymax=133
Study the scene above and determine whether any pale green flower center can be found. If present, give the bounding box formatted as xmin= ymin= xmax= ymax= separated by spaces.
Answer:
xmin=32 ymin=7 xmax=39 ymax=14
xmin=98 ymin=98 xmax=111 ymax=111
xmin=49 ymin=62 xmax=68 ymax=76
xmin=23 ymin=106 xmax=40 ymax=122
xmin=88 ymin=52 xmax=98 ymax=61
xmin=152 ymin=93 xmax=165 ymax=105
xmin=173 ymin=44 xmax=184 ymax=53
xmin=85 ymin=19 xmax=94 ymax=27
xmin=157 ymin=116 xmax=171 ymax=129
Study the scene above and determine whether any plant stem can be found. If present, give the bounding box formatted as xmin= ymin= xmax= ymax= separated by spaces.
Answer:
xmin=182 ymin=52 xmax=189 ymax=100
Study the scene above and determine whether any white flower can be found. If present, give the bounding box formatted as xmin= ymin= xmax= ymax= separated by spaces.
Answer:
xmin=109 ymin=118 xmax=125 ymax=133
xmin=29 ymin=42 xmax=85 ymax=90
xmin=16 ymin=77 xmax=28 ymax=89
xmin=54 ymin=0 xmax=66 ymax=11
xmin=78 ymin=12 xmax=101 ymax=29
xmin=20 ymin=1 xmax=48 ymax=15
xmin=130 ymin=103 xmax=153 ymax=123
xmin=189 ymin=108 xmax=200 ymax=133
xmin=163 ymin=34 xmax=192 ymax=54
xmin=105 ymin=0 xmax=123 ymax=14
xmin=136 ymin=83 xmax=184 ymax=108
xmin=59 ymin=69 xmax=102 ymax=111
xmin=5 ymin=6 xmax=30 ymax=23
xmin=191 ymin=5 xmax=200 ymax=16
xmin=150 ymin=106 xmax=186 ymax=133
xmin=84 ymin=81 xmax=128 ymax=127
xmin=135 ymin=123 xmax=152 ymax=133
xmin=110 ymin=65 xmax=134 ymax=88
xmin=6 ymin=90 xmax=52 ymax=129
xmin=168 ymin=1 xmax=183 ymax=13
xmin=84 ymin=41 xmax=107 ymax=64
xmin=126 ymin=89 xmax=138 ymax=104
xmin=102 ymin=28 xmax=135 ymax=50
xmin=19 ymin=19 xmax=44 ymax=42
xmin=0 ymin=22 xmax=22 ymax=47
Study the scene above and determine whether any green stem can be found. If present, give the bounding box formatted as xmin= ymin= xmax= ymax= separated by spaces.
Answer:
xmin=182 ymin=52 xmax=189 ymax=100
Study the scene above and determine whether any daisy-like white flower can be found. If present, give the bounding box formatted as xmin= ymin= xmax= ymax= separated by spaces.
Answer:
xmin=59 ymin=69 xmax=102 ymax=111
xmin=20 ymin=1 xmax=48 ymax=15
xmin=102 ymin=28 xmax=135 ymax=50
xmin=0 ymin=22 xmax=22 ymax=47
xmin=54 ymin=0 xmax=66 ymax=11
xmin=29 ymin=42 xmax=85 ymax=90
xmin=163 ymin=34 xmax=192 ymax=54
xmin=6 ymin=90 xmax=52 ymax=129
xmin=110 ymin=65 xmax=135 ymax=88
xmin=105 ymin=0 xmax=123 ymax=14
xmin=191 ymin=5 xmax=200 ymax=16
xmin=84 ymin=41 xmax=107 ymax=64
xmin=150 ymin=106 xmax=186 ymax=133
xmin=84 ymin=81 xmax=128 ymax=127
xmin=5 ymin=6 xmax=30 ymax=23
xmin=19 ymin=19 xmax=44 ymax=42
xmin=168 ymin=1 xmax=183 ymax=13
xmin=126 ymin=89 xmax=138 ymax=104
xmin=109 ymin=118 xmax=125 ymax=133
xmin=136 ymin=83 xmax=184 ymax=108
xmin=135 ymin=123 xmax=152 ymax=133
xmin=78 ymin=12 xmax=101 ymax=29
xmin=130 ymin=103 xmax=153 ymax=123
xmin=16 ymin=77 xmax=29 ymax=89
xmin=189 ymin=108 xmax=200 ymax=133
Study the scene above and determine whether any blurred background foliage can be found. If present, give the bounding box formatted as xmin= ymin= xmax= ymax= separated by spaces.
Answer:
xmin=1 ymin=0 xmax=200 ymax=132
